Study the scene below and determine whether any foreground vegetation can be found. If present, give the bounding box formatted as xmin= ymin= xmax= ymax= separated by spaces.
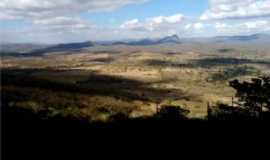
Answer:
xmin=2 ymin=42 xmax=270 ymax=124
xmin=2 ymin=67 xmax=269 ymax=124
xmin=2 ymin=48 xmax=270 ymax=160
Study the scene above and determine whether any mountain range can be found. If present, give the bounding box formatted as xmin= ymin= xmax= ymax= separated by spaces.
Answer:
xmin=1 ymin=33 xmax=270 ymax=57
xmin=210 ymin=33 xmax=270 ymax=43
xmin=111 ymin=34 xmax=181 ymax=46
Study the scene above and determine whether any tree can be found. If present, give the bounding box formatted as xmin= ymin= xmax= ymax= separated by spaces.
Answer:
xmin=229 ymin=76 xmax=270 ymax=113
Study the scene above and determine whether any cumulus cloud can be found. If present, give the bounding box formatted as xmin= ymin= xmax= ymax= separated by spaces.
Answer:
xmin=0 ymin=0 xmax=149 ymax=20
xmin=120 ymin=14 xmax=185 ymax=31
xmin=120 ymin=19 xmax=141 ymax=30
xmin=149 ymin=14 xmax=184 ymax=24
xmin=2 ymin=0 xmax=270 ymax=43
xmin=33 ymin=16 xmax=94 ymax=32
xmin=201 ymin=0 xmax=270 ymax=20
xmin=215 ymin=20 xmax=270 ymax=34
xmin=185 ymin=23 xmax=204 ymax=31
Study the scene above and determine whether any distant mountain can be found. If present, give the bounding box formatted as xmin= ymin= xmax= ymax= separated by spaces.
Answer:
xmin=0 ymin=43 xmax=47 ymax=53
xmin=111 ymin=34 xmax=181 ymax=46
xmin=213 ymin=34 xmax=270 ymax=43
xmin=157 ymin=34 xmax=181 ymax=43
xmin=31 ymin=41 xmax=95 ymax=55
xmin=125 ymin=39 xmax=156 ymax=46
xmin=1 ymin=41 xmax=95 ymax=57
xmin=0 ymin=43 xmax=49 ymax=57
xmin=2 ymin=33 xmax=269 ymax=58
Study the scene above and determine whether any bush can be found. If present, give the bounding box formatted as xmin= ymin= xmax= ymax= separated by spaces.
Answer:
xmin=157 ymin=105 xmax=190 ymax=120
xmin=209 ymin=66 xmax=261 ymax=82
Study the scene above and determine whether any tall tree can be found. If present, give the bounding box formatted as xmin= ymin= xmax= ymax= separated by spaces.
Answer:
xmin=229 ymin=76 xmax=270 ymax=113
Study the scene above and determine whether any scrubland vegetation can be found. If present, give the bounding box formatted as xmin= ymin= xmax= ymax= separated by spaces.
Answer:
xmin=1 ymin=43 xmax=270 ymax=160
xmin=2 ymin=42 xmax=270 ymax=123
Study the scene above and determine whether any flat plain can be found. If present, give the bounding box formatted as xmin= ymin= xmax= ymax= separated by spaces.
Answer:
xmin=2 ymin=39 xmax=270 ymax=120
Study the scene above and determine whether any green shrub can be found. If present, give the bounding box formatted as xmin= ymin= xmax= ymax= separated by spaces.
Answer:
xmin=209 ymin=66 xmax=261 ymax=82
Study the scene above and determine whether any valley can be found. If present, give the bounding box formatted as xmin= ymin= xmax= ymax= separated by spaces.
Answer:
xmin=2 ymin=35 xmax=270 ymax=120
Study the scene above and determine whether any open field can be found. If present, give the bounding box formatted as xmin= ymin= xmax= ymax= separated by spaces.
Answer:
xmin=2 ymin=41 xmax=270 ymax=120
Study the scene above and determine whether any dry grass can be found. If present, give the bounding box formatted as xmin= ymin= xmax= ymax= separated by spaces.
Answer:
xmin=2 ymin=43 xmax=270 ymax=119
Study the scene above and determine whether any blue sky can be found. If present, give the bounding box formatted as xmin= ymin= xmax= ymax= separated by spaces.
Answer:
xmin=83 ymin=0 xmax=208 ymax=26
xmin=1 ymin=0 xmax=270 ymax=43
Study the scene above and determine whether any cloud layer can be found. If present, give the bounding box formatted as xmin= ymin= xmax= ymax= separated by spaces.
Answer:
xmin=120 ymin=14 xmax=185 ymax=31
xmin=32 ymin=16 xmax=95 ymax=33
xmin=0 ymin=0 xmax=149 ymax=20
xmin=215 ymin=20 xmax=270 ymax=34
xmin=1 ymin=0 xmax=270 ymax=43
xmin=201 ymin=0 xmax=270 ymax=20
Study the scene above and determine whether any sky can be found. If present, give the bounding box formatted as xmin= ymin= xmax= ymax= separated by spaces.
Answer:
xmin=1 ymin=0 xmax=270 ymax=43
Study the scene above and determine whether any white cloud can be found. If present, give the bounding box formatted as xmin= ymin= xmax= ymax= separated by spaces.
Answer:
xmin=194 ymin=23 xmax=204 ymax=30
xmin=33 ymin=17 xmax=94 ymax=31
xmin=184 ymin=24 xmax=192 ymax=30
xmin=215 ymin=20 xmax=270 ymax=34
xmin=149 ymin=14 xmax=184 ymax=24
xmin=2 ymin=0 xmax=270 ymax=43
xmin=120 ymin=14 xmax=185 ymax=31
xmin=185 ymin=23 xmax=204 ymax=31
xmin=120 ymin=19 xmax=140 ymax=29
xmin=201 ymin=0 xmax=270 ymax=20
xmin=0 ymin=0 xmax=149 ymax=20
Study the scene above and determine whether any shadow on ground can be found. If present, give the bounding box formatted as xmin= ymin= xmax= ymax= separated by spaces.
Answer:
xmin=2 ymin=68 xmax=195 ymax=103
xmin=144 ymin=57 xmax=270 ymax=69
xmin=2 ymin=68 xmax=270 ymax=159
